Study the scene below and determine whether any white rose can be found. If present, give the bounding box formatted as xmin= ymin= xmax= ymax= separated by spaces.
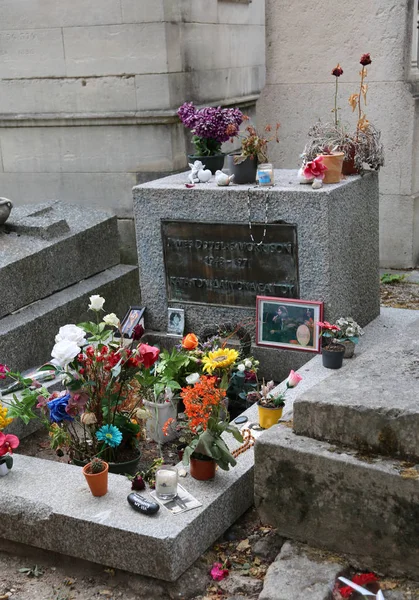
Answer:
xmin=244 ymin=359 xmax=252 ymax=368
xmin=237 ymin=364 xmax=246 ymax=372
xmin=51 ymin=340 xmax=81 ymax=368
xmin=186 ymin=373 xmax=200 ymax=385
xmin=55 ymin=324 xmax=86 ymax=346
xmin=88 ymin=295 xmax=105 ymax=311
xmin=103 ymin=313 xmax=120 ymax=328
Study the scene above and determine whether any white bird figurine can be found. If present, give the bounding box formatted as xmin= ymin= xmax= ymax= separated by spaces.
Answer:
xmin=215 ymin=170 xmax=234 ymax=186
xmin=0 ymin=198 xmax=13 ymax=225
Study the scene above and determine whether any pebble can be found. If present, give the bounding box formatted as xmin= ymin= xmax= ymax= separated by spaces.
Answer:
xmin=178 ymin=468 xmax=187 ymax=477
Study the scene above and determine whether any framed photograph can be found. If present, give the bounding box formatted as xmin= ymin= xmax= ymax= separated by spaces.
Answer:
xmin=256 ymin=297 xmax=323 ymax=352
xmin=167 ymin=308 xmax=185 ymax=337
xmin=119 ymin=306 xmax=145 ymax=339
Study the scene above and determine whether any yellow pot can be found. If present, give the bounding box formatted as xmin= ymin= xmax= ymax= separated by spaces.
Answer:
xmin=258 ymin=404 xmax=283 ymax=429
xmin=318 ymin=152 xmax=344 ymax=184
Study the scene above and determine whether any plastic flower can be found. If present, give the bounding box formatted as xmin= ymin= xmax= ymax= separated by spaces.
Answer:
xmin=88 ymin=295 xmax=105 ymax=311
xmin=96 ymin=424 xmax=123 ymax=448
xmin=287 ymin=370 xmax=302 ymax=388
xmin=47 ymin=393 xmax=74 ymax=423
xmin=182 ymin=333 xmax=199 ymax=350
xmin=0 ymin=403 xmax=13 ymax=430
xmin=0 ymin=364 xmax=9 ymax=380
xmin=202 ymin=348 xmax=239 ymax=374
xmin=0 ymin=432 xmax=20 ymax=456
xmin=303 ymin=156 xmax=328 ymax=180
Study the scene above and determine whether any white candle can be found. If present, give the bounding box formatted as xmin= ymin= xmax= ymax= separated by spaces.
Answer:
xmin=156 ymin=467 xmax=178 ymax=500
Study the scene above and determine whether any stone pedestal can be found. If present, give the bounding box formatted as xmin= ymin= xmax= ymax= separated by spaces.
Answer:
xmin=133 ymin=170 xmax=380 ymax=336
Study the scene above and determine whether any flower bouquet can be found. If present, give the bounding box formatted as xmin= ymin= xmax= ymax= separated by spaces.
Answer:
xmin=178 ymin=102 xmax=243 ymax=173
xmin=2 ymin=295 xmax=160 ymax=471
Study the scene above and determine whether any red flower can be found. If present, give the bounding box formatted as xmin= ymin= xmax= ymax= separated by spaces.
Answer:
xmin=0 ymin=432 xmax=20 ymax=456
xmin=339 ymin=585 xmax=354 ymax=598
xmin=303 ymin=157 xmax=328 ymax=180
xmin=360 ymin=53 xmax=371 ymax=66
xmin=352 ymin=573 xmax=378 ymax=587
xmin=210 ymin=562 xmax=229 ymax=581
xmin=0 ymin=364 xmax=9 ymax=380
xmin=332 ymin=63 xmax=343 ymax=77
xmin=132 ymin=324 xmax=145 ymax=341
xmin=137 ymin=343 xmax=160 ymax=369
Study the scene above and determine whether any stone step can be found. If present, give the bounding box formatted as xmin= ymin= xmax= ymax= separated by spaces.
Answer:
xmin=0 ymin=264 xmax=139 ymax=373
xmin=0 ymin=201 xmax=120 ymax=318
xmin=254 ymin=424 xmax=419 ymax=579
xmin=293 ymin=315 xmax=419 ymax=460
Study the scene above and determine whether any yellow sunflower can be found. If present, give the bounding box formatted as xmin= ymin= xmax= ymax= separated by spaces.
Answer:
xmin=202 ymin=348 xmax=239 ymax=374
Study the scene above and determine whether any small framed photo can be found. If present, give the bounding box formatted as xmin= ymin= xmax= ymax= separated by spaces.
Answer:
xmin=119 ymin=306 xmax=145 ymax=339
xmin=167 ymin=308 xmax=185 ymax=337
xmin=256 ymin=297 xmax=323 ymax=353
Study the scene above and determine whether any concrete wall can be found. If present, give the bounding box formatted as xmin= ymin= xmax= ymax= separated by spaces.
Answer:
xmin=0 ymin=0 xmax=265 ymax=262
xmin=257 ymin=0 xmax=418 ymax=268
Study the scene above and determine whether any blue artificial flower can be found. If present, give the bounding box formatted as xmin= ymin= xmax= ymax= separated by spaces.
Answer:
xmin=96 ymin=424 xmax=123 ymax=448
xmin=47 ymin=394 xmax=73 ymax=423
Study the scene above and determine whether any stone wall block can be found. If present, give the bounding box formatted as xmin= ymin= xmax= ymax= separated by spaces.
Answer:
xmin=217 ymin=0 xmax=265 ymax=25
xmin=63 ymin=24 xmax=168 ymax=77
xmin=0 ymin=29 xmax=66 ymax=78
xmin=379 ymin=193 xmax=415 ymax=268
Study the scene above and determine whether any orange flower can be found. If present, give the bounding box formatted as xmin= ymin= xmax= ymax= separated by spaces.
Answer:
xmin=181 ymin=377 xmax=226 ymax=433
xmin=182 ymin=333 xmax=199 ymax=350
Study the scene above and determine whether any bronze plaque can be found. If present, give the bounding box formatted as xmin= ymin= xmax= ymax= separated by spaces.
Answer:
xmin=161 ymin=221 xmax=299 ymax=307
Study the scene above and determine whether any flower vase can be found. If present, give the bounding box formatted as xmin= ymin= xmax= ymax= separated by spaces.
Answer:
xmin=143 ymin=400 xmax=177 ymax=444
xmin=342 ymin=340 xmax=356 ymax=358
xmin=226 ymin=154 xmax=257 ymax=184
xmin=187 ymin=154 xmax=225 ymax=175
xmin=82 ymin=461 xmax=109 ymax=497
xmin=257 ymin=404 xmax=283 ymax=429
xmin=189 ymin=455 xmax=216 ymax=480
xmin=318 ymin=152 xmax=344 ymax=183
xmin=322 ymin=344 xmax=345 ymax=369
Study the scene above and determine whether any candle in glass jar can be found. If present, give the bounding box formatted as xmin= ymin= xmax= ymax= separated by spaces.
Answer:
xmin=257 ymin=163 xmax=274 ymax=186
xmin=155 ymin=467 xmax=178 ymax=500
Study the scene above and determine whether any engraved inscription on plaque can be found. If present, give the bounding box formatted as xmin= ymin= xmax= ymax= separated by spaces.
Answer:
xmin=161 ymin=221 xmax=299 ymax=307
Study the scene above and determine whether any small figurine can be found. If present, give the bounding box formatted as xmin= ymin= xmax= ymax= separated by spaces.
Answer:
xmin=188 ymin=161 xmax=203 ymax=184
xmin=215 ymin=170 xmax=235 ymax=186
xmin=297 ymin=166 xmax=313 ymax=184
xmin=197 ymin=167 xmax=212 ymax=183
xmin=0 ymin=198 xmax=13 ymax=225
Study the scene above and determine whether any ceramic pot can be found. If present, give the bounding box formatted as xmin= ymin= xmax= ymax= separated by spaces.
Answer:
xmin=189 ymin=455 xmax=216 ymax=480
xmin=0 ymin=454 xmax=13 ymax=477
xmin=187 ymin=154 xmax=225 ymax=175
xmin=322 ymin=344 xmax=345 ymax=369
xmin=73 ymin=453 xmax=140 ymax=476
xmin=341 ymin=339 xmax=356 ymax=358
xmin=258 ymin=404 xmax=283 ymax=429
xmin=143 ymin=400 xmax=177 ymax=444
xmin=82 ymin=461 xmax=109 ymax=497
xmin=318 ymin=152 xmax=344 ymax=184
xmin=226 ymin=154 xmax=257 ymax=184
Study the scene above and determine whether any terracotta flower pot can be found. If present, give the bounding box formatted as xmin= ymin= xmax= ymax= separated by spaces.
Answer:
xmin=258 ymin=404 xmax=283 ymax=429
xmin=318 ymin=152 xmax=344 ymax=184
xmin=82 ymin=461 xmax=109 ymax=497
xmin=189 ymin=455 xmax=216 ymax=480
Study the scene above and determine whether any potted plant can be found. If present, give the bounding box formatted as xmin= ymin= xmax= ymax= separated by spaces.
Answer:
xmin=178 ymin=102 xmax=243 ymax=173
xmin=334 ymin=317 xmax=364 ymax=358
xmin=82 ymin=456 xmax=109 ymax=497
xmin=180 ymin=376 xmax=243 ymax=480
xmin=254 ymin=370 xmax=302 ymax=429
xmin=317 ymin=321 xmax=345 ymax=369
xmin=301 ymin=54 xmax=384 ymax=178
xmin=0 ymin=432 xmax=19 ymax=477
xmin=226 ymin=118 xmax=280 ymax=184
xmin=2 ymin=296 xmax=160 ymax=475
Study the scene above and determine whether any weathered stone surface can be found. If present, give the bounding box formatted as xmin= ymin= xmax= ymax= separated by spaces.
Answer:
xmin=293 ymin=316 xmax=419 ymax=460
xmin=0 ymin=264 xmax=139 ymax=373
xmin=133 ymin=170 xmax=380 ymax=334
xmin=0 ymin=439 xmax=254 ymax=581
xmin=259 ymin=541 xmax=345 ymax=600
xmin=218 ymin=573 xmax=263 ymax=596
xmin=0 ymin=201 xmax=120 ymax=318
xmin=254 ymin=425 xmax=419 ymax=578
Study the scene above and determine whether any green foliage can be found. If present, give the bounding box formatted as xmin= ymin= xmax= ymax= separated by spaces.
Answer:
xmin=380 ymin=272 xmax=406 ymax=284
xmin=191 ymin=135 xmax=222 ymax=157
xmin=227 ymin=371 xmax=257 ymax=403
xmin=19 ymin=565 xmax=44 ymax=578
xmin=77 ymin=321 xmax=109 ymax=343
xmin=6 ymin=388 xmax=44 ymax=425
xmin=183 ymin=418 xmax=243 ymax=471
xmin=48 ymin=424 xmax=71 ymax=451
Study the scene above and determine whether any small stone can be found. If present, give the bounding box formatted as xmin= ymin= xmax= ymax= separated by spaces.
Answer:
xmin=178 ymin=468 xmax=187 ymax=477
xmin=312 ymin=179 xmax=323 ymax=189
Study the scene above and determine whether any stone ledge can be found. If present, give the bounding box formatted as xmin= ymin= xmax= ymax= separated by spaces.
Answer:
xmin=254 ymin=424 xmax=419 ymax=578
xmin=0 ymin=415 xmax=255 ymax=581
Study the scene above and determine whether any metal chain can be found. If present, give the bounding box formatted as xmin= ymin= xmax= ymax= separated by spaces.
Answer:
xmin=246 ymin=185 xmax=274 ymax=245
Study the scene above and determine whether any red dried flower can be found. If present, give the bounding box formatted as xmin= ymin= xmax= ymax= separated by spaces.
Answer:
xmin=360 ymin=53 xmax=371 ymax=66
xmin=352 ymin=573 xmax=378 ymax=587
xmin=332 ymin=63 xmax=343 ymax=77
